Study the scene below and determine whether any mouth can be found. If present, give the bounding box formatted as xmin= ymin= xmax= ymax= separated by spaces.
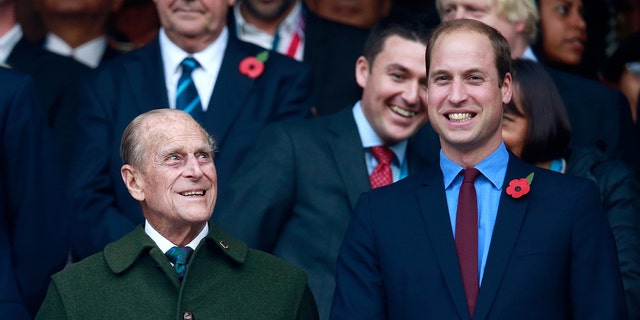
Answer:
xmin=390 ymin=105 xmax=418 ymax=118
xmin=179 ymin=190 xmax=206 ymax=197
xmin=447 ymin=112 xmax=474 ymax=122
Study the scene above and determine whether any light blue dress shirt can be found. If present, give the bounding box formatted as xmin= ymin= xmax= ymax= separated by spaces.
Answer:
xmin=352 ymin=101 xmax=409 ymax=181
xmin=440 ymin=142 xmax=509 ymax=283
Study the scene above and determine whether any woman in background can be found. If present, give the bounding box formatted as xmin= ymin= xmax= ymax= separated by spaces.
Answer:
xmin=502 ymin=58 xmax=640 ymax=319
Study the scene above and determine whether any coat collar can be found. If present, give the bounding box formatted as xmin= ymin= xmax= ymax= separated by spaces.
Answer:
xmin=104 ymin=224 xmax=249 ymax=274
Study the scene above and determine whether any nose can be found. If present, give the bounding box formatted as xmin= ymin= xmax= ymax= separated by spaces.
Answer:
xmin=571 ymin=10 xmax=586 ymax=31
xmin=183 ymin=155 xmax=204 ymax=179
xmin=454 ymin=9 xmax=467 ymax=20
xmin=402 ymin=80 xmax=421 ymax=106
xmin=447 ymin=79 xmax=467 ymax=105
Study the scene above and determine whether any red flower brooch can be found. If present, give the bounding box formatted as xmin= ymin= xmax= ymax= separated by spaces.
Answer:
xmin=506 ymin=172 xmax=534 ymax=199
xmin=239 ymin=50 xmax=269 ymax=79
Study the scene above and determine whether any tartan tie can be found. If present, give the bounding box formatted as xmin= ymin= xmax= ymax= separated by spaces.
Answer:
xmin=176 ymin=57 xmax=205 ymax=122
xmin=455 ymin=168 xmax=481 ymax=318
xmin=370 ymin=146 xmax=395 ymax=189
xmin=165 ymin=246 xmax=194 ymax=281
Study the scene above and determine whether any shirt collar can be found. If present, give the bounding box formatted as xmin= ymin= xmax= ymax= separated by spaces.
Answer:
xmin=159 ymin=26 xmax=229 ymax=76
xmin=521 ymin=46 xmax=538 ymax=62
xmin=0 ymin=24 xmax=22 ymax=63
xmin=44 ymin=33 xmax=108 ymax=68
xmin=440 ymin=142 xmax=509 ymax=189
xmin=234 ymin=1 xmax=304 ymax=39
xmin=352 ymin=100 xmax=408 ymax=165
xmin=144 ymin=219 xmax=209 ymax=253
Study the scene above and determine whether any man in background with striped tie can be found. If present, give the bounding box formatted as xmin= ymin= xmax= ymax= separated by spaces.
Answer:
xmin=69 ymin=0 xmax=314 ymax=260
xmin=214 ymin=11 xmax=433 ymax=319
xmin=37 ymin=109 xmax=318 ymax=319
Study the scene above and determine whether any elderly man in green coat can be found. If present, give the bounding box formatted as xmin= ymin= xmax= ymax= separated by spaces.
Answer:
xmin=36 ymin=109 xmax=319 ymax=320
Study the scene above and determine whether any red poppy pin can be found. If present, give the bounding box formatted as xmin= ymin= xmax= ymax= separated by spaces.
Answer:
xmin=239 ymin=50 xmax=269 ymax=79
xmin=506 ymin=172 xmax=534 ymax=199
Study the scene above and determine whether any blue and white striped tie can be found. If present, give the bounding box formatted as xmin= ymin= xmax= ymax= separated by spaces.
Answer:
xmin=176 ymin=57 xmax=205 ymax=122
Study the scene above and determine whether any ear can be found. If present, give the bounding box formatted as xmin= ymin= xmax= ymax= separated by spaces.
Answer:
xmin=513 ymin=20 xmax=526 ymax=35
xmin=121 ymin=164 xmax=145 ymax=201
xmin=501 ymin=72 xmax=513 ymax=104
xmin=355 ymin=56 xmax=370 ymax=89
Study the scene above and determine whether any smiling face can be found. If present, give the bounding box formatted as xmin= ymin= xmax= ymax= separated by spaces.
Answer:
xmin=538 ymin=0 xmax=586 ymax=66
xmin=121 ymin=111 xmax=217 ymax=236
xmin=356 ymin=35 xmax=428 ymax=145
xmin=154 ymin=0 xmax=234 ymax=52
xmin=427 ymin=29 xmax=512 ymax=164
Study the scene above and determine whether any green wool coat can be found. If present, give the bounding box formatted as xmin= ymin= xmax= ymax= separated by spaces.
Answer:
xmin=36 ymin=224 xmax=319 ymax=319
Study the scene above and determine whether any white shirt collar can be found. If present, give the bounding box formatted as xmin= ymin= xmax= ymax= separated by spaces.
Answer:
xmin=45 ymin=32 xmax=108 ymax=68
xmin=521 ymin=46 xmax=538 ymax=62
xmin=144 ymin=219 xmax=209 ymax=254
xmin=0 ymin=24 xmax=22 ymax=64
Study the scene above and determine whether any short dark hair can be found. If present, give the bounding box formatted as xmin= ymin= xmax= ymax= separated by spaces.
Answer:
xmin=361 ymin=9 xmax=436 ymax=68
xmin=426 ymin=19 xmax=512 ymax=87
xmin=506 ymin=59 xmax=571 ymax=163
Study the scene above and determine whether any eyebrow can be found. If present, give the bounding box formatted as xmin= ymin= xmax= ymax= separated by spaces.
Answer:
xmin=386 ymin=63 xmax=410 ymax=73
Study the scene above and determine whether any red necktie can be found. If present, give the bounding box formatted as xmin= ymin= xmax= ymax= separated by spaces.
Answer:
xmin=455 ymin=168 xmax=481 ymax=318
xmin=369 ymin=146 xmax=395 ymax=189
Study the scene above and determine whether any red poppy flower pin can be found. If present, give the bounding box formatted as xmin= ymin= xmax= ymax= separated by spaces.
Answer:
xmin=239 ymin=50 xmax=269 ymax=79
xmin=506 ymin=172 xmax=534 ymax=199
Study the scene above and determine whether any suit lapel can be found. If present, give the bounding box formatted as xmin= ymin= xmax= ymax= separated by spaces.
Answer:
xmin=204 ymin=38 xmax=254 ymax=145
xmin=328 ymin=109 xmax=370 ymax=210
xmin=416 ymin=167 xmax=470 ymax=320
xmin=473 ymin=155 xmax=531 ymax=320
xmin=123 ymin=39 xmax=169 ymax=113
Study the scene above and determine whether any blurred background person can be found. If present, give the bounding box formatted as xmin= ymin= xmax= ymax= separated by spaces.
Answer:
xmin=303 ymin=0 xmax=391 ymax=29
xmin=229 ymin=0 xmax=369 ymax=116
xmin=601 ymin=32 xmax=640 ymax=124
xmin=107 ymin=0 xmax=160 ymax=52
xmin=34 ymin=0 xmax=124 ymax=68
xmin=502 ymin=58 xmax=640 ymax=319
xmin=0 ymin=67 xmax=70 ymax=319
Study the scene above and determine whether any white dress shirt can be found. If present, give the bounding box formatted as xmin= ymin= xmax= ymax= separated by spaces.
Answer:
xmin=44 ymin=32 xmax=108 ymax=68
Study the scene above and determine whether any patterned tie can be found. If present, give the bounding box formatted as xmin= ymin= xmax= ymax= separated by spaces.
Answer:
xmin=455 ymin=168 xmax=481 ymax=318
xmin=165 ymin=246 xmax=194 ymax=281
xmin=370 ymin=146 xmax=395 ymax=189
xmin=176 ymin=57 xmax=205 ymax=122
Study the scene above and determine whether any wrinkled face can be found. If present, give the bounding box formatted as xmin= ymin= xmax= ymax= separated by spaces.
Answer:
xmin=538 ymin=0 xmax=586 ymax=65
xmin=501 ymin=90 xmax=528 ymax=157
xmin=427 ymin=30 xmax=512 ymax=158
xmin=242 ymin=0 xmax=295 ymax=21
xmin=357 ymin=35 xmax=428 ymax=145
xmin=438 ymin=0 xmax=524 ymax=58
xmin=154 ymin=0 xmax=233 ymax=46
xmin=309 ymin=0 xmax=391 ymax=29
xmin=36 ymin=0 xmax=122 ymax=15
xmin=135 ymin=114 xmax=217 ymax=229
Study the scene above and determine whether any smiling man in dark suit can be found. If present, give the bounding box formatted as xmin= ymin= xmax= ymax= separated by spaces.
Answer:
xmin=330 ymin=19 xmax=626 ymax=319
xmin=70 ymin=0 xmax=313 ymax=259
xmin=214 ymin=12 xmax=432 ymax=319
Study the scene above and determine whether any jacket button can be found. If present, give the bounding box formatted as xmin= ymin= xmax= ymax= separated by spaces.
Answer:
xmin=183 ymin=311 xmax=194 ymax=320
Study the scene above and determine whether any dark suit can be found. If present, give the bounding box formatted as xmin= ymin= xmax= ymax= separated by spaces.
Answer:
xmin=214 ymin=107 xmax=430 ymax=319
xmin=0 ymin=68 xmax=70 ymax=319
xmin=544 ymin=67 xmax=638 ymax=168
xmin=37 ymin=225 xmax=318 ymax=319
xmin=330 ymin=153 xmax=626 ymax=319
xmin=70 ymin=34 xmax=313 ymax=259
xmin=228 ymin=7 xmax=369 ymax=116
xmin=7 ymin=37 xmax=89 ymax=165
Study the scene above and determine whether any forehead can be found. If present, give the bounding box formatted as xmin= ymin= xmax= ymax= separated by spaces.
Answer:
xmin=141 ymin=115 xmax=209 ymax=151
xmin=375 ymin=35 xmax=426 ymax=64
xmin=430 ymin=30 xmax=494 ymax=70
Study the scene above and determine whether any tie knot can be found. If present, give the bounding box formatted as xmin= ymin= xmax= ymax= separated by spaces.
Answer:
xmin=180 ymin=57 xmax=199 ymax=74
xmin=165 ymin=246 xmax=194 ymax=265
xmin=371 ymin=146 xmax=395 ymax=165
xmin=462 ymin=168 xmax=481 ymax=184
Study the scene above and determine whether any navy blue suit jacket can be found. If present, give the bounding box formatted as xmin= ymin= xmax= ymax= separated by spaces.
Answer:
xmin=0 ymin=68 xmax=70 ymax=318
xmin=330 ymin=153 xmax=627 ymax=319
xmin=70 ymin=35 xmax=313 ymax=259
